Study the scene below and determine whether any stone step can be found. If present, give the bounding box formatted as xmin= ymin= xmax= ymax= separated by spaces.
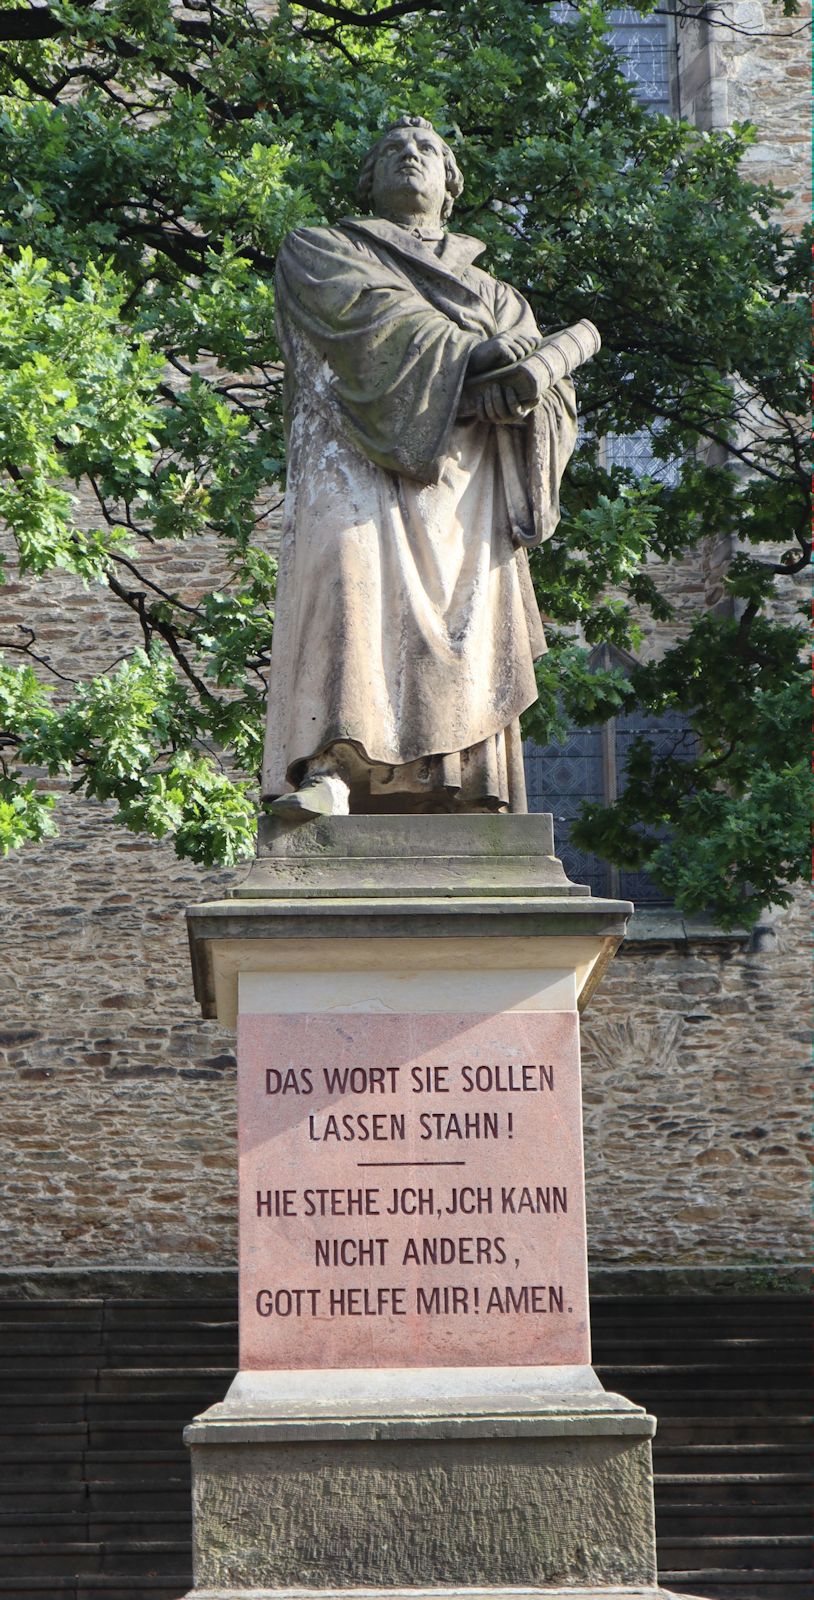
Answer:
xmin=597 ymin=1364 xmax=812 ymax=1393
xmin=0 ymin=1325 xmax=237 ymax=1356
xmin=0 ymin=1391 xmax=219 ymax=1425
xmin=0 ymin=1542 xmax=190 ymax=1579
xmin=101 ymin=1298 xmax=235 ymax=1321
xmin=657 ymin=1505 xmax=812 ymax=1538
xmin=0 ymin=1364 xmax=234 ymax=1397
xmin=0 ymin=1291 xmax=806 ymax=1600
xmin=652 ymin=1416 xmax=812 ymax=1447
xmin=0 ymin=1358 xmax=103 ymax=1380
xmin=0 ymin=1419 xmax=89 ymax=1447
xmin=0 ymin=1451 xmax=188 ymax=1487
xmin=0 ymin=1305 xmax=232 ymax=1325
xmin=593 ymin=1297 xmax=811 ymax=1321
xmin=88 ymin=1485 xmax=190 ymax=1516
xmin=0 ymin=1485 xmax=190 ymax=1517
xmin=599 ymin=1342 xmax=811 ymax=1366
xmin=0 ymin=1419 xmax=188 ymax=1453
xmin=622 ymin=1391 xmax=813 ymax=1417
xmin=0 ymin=1487 xmax=89 ymax=1515
xmin=652 ymin=1444 xmax=812 ymax=1473
xmin=660 ymin=1570 xmax=814 ymax=1600
xmin=0 ymin=1511 xmax=191 ymax=1542
xmin=95 ymin=1365 xmax=234 ymax=1396
xmin=0 ymin=1303 xmax=105 ymax=1326
xmin=655 ymin=1473 xmax=813 ymax=1504
xmin=0 ymin=1582 xmax=189 ymax=1599
xmin=658 ymin=1536 xmax=813 ymax=1571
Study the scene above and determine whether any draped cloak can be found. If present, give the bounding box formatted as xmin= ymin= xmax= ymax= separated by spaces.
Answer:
xmin=261 ymin=217 xmax=578 ymax=812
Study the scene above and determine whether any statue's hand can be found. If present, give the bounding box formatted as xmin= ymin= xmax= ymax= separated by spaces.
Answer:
xmin=467 ymin=332 xmax=540 ymax=376
xmin=474 ymin=382 xmax=527 ymax=424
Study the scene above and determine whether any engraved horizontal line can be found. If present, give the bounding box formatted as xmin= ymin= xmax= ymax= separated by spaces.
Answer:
xmin=356 ymin=1160 xmax=467 ymax=1168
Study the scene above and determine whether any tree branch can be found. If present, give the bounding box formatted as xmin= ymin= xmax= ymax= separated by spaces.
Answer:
xmin=0 ymin=625 xmax=77 ymax=683
xmin=104 ymin=567 xmax=218 ymax=705
xmin=0 ymin=6 xmax=213 ymax=43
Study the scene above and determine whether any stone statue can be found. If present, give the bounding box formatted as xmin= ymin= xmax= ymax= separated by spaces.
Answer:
xmin=262 ymin=116 xmax=598 ymax=819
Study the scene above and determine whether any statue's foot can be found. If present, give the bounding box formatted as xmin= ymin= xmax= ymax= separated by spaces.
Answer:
xmin=269 ymin=773 xmax=350 ymax=822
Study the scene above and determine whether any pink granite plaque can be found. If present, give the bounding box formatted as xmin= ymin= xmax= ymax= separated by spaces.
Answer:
xmin=237 ymin=1011 xmax=590 ymax=1369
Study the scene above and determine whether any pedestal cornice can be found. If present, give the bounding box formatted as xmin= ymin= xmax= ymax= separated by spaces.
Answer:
xmin=186 ymin=815 xmax=632 ymax=1024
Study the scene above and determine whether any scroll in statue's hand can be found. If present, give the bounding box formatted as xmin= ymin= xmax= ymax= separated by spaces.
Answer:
xmin=460 ymin=319 xmax=602 ymax=423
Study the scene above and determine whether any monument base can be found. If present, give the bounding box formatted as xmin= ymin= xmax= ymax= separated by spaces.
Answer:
xmin=185 ymin=1592 xmax=686 ymax=1600
xmin=184 ymin=1368 xmax=658 ymax=1597
xmin=185 ymin=1587 xmax=690 ymax=1600
xmin=185 ymin=817 xmax=650 ymax=1600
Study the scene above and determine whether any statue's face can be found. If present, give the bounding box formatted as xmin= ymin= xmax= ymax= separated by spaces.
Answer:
xmin=370 ymin=125 xmax=448 ymax=222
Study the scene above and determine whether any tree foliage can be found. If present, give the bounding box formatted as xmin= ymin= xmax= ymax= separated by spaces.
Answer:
xmin=0 ymin=0 xmax=808 ymax=922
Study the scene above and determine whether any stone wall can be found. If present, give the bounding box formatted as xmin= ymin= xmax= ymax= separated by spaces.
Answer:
xmin=582 ymin=895 xmax=809 ymax=1268
xmin=2 ymin=824 xmax=235 ymax=1267
xmin=677 ymin=0 xmax=810 ymax=230
xmin=0 ymin=528 xmax=243 ymax=1270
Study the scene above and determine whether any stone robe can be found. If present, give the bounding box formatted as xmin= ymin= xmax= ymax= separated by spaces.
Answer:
xmin=261 ymin=217 xmax=578 ymax=811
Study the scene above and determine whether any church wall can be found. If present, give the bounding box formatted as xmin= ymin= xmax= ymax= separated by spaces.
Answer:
xmin=677 ymin=0 xmax=810 ymax=232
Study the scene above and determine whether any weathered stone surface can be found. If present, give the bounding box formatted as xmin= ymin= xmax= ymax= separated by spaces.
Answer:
xmin=581 ymin=889 xmax=810 ymax=1265
xmin=262 ymin=119 xmax=585 ymax=816
xmin=247 ymin=812 xmax=588 ymax=898
xmin=190 ymin=1432 xmax=657 ymax=1590
xmin=188 ymin=815 xmax=630 ymax=1023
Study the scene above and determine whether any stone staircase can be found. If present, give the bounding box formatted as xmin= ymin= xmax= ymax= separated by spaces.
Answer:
xmin=0 ymin=1293 xmax=809 ymax=1600
xmin=594 ymin=1296 xmax=812 ymax=1600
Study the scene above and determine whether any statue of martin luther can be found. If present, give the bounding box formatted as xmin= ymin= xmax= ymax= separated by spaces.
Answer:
xmin=262 ymin=116 xmax=592 ymax=818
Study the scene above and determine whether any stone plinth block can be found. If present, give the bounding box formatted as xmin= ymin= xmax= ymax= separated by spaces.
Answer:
xmin=184 ymin=1371 xmax=657 ymax=1595
xmin=188 ymin=1592 xmax=687 ymax=1600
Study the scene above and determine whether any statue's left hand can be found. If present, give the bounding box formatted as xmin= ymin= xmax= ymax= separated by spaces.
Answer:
xmin=475 ymin=381 xmax=532 ymax=425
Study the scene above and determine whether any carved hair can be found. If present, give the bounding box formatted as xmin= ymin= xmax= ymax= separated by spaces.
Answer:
xmin=357 ymin=116 xmax=464 ymax=222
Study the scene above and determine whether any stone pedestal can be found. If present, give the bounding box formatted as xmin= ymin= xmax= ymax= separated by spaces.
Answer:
xmin=184 ymin=815 xmax=667 ymax=1600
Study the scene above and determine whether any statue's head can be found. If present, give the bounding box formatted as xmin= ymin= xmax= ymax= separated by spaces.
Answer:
xmin=358 ymin=116 xmax=464 ymax=225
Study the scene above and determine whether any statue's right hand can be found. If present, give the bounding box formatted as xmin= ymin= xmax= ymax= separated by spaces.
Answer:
xmin=467 ymin=333 xmax=539 ymax=376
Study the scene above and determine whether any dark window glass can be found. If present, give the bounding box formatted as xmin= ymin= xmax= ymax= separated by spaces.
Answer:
xmin=524 ymin=728 xmax=611 ymax=896
xmin=524 ymin=669 xmax=694 ymax=906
